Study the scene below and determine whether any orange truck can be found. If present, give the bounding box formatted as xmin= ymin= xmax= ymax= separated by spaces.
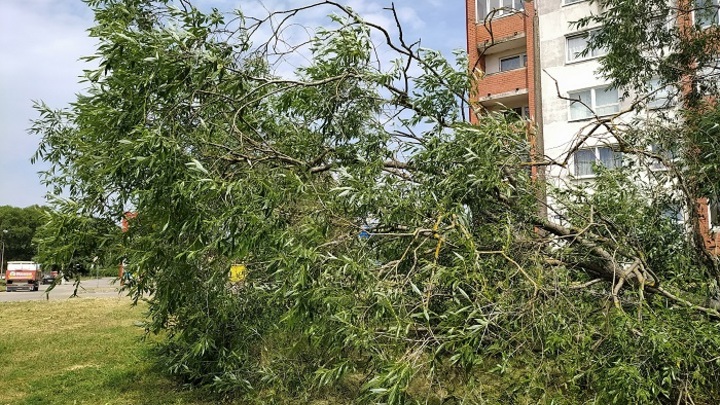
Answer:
xmin=5 ymin=261 xmax=42 ymax=292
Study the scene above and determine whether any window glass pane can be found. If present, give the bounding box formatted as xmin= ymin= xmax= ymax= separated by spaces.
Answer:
xmin=514 ymin=0 xmax=525 ymax=11
xmin=598 ymin=147 xmax=622 ymax=169
xmin=594 ymin=105 xmax=618 ymax=116
xmin=648 ymin=77 xmax=661 ymax=91
xmin=663 ymin=204 xmax=685 ymax=223
xmin=504 ymin=107 xmax=523 ymax=120
xmin=500 ymin=54 xmax=525 ymax=71
xmin=570 ymin=103 xmax=593 ymax=120
xmin=650 ymin=144 xmax=673 ymax=169
xmin=571 ymin=90 xmax=591 ymax=104
xmin=569 ymin=90 xmax=592 ymax=120
xmin=594 ymin=87 xmax=619 ymax=115
xmin=648 ymin=78 xmax=671 ymax=108
xmin=650 ymin=10 xmax=673 ymax=31
xmin=567 ymin=35 xmax=588 ymax=61
xmin=574 ymin=149 xmax=596 ymax=176
xmin=500 ymin=56 xmax=517 ymax=71
xmin=614 ymin=151 xmax=623 ymax=168
xmin=585 ymin=30 xmax=607 ymax=57
xmin=590 ymin=44 xmax=608 ymax=57
xmin=477 ymin=0 xmax=488 ymax=21
xmin=505 ymin=106 xmax=530 ymax=119
xmin=695 ymin=0 xmax=719 ymax=26
xmin=709 ymin=198 xmax=720 ymax=227
xmin=594 ymin=87 xmax=617 ymax=106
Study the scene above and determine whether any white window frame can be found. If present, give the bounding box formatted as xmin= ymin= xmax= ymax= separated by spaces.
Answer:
xmin=563 ymin=0 xmax=587 ymax=5
xmin=499 ymin=53 xmax=527 ymax=72
xmin=709 ymin=198 xmax=720 ymax=230
xmin=573 ymin=146 xmax=623 ymax=178
xmin=567 ymin=86 xmax=619 ymax=121
xmin=476 ymin=0 xmax=525 ymax=22
xmin=693 ymin=0 xmax=720 ymax=27
xmin=566 ymin=30 xmax=607 ymax=63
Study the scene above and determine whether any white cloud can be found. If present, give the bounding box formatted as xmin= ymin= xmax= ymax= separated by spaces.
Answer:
xmin=0 ymin=0 xmax=465 ymax=207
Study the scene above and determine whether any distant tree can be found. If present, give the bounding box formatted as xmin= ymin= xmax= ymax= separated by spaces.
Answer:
xmin=0 ymin=205 xmax=46 ymax=265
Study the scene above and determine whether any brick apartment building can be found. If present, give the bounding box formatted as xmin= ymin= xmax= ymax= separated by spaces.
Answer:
xmin=467 ymin=0 xmax=537 ymax=120
xmin=465 ymin=0 xmax=720 ymax=250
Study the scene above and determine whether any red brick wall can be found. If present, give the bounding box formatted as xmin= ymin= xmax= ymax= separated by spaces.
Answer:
xmin=524 ymin=1 xmax=536 ymax=121
xmin=697 ymin=199 xmax=720 ymax=253
xmin=477 ymin=68 xmax=528 ymax=100
xmin=467 ymin=1 xmax=536 ymax=120
xmin=476 ymin=13 xmax=528 ymax=44
xmin=466 ymin=0 xmax=478 ymax=73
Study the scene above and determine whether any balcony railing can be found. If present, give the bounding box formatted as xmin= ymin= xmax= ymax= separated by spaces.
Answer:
xmin=477 ymin=68 xmax=529 ymax=102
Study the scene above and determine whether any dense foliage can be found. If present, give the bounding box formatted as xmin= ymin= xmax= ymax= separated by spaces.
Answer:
xmin=577 ymin=0 xmax=720 ymax=276
xmin=33 ymin=200 xmax=122 ymax=276
xmin=32 ymin=0 xmax=720 ymax=403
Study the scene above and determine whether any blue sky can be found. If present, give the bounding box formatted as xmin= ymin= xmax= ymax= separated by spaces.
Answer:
xmin=0 ymin=0 xmax=466 ymax=208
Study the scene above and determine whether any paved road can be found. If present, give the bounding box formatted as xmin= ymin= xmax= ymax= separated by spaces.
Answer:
xmin=0 ymin=277 xmax=126 ymax=303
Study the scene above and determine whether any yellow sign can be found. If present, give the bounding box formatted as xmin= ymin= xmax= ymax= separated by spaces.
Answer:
xmin=229 ymin=264 xmax=247 ymax=283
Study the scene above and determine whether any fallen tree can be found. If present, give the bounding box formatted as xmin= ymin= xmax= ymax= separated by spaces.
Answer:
xmin=32 ymin=1 xmax=720 ymax=403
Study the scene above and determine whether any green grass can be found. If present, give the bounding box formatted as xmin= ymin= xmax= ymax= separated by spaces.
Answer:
xmin=0 ymin=297 xmax=229 ymax=405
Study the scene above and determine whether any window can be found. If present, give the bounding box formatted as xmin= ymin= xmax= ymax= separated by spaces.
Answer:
xmin=647 ymin=78 xmax=672 ymax=109
xmin=694 ymin=0 xmax=719 ymax=26
xmin=662 ymin=204 xmax=685 ymax=224
xmin=477 ymin=0 xmax=525 ymax=21
xmin=568 ymin=86 xmax=619 ymax=121
xmin=574 ymin=146 xmax=622 ymax=177
xmin=566 ymin=30 xmax=607 ymax=62
xmin=500 ymin=54 xmax=527 ymax=72
xmin=514 ymin=106 xmax=531 ymax=117
xmin=650 ymin=9 xmax=675 ymax=31
xmin=709 ymin=199 xmax=720 ymax=229
xmin=564 ymin=0 xmax=587 ymax=4
xmin=503 ymin=106 xmax=530 ymax=119
xmin=649 ymin=144 xmax=677 ymax=170
xmin=696 ymin=59 xmax=720 ymax=95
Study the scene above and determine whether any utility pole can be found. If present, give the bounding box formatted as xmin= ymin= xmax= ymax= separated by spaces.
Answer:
xmin=1 ymin=229 xmax=7 ymax=280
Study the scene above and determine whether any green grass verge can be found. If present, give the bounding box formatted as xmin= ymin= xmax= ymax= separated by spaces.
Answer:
xmin=0 ymin=297 xmax=229 ymax=405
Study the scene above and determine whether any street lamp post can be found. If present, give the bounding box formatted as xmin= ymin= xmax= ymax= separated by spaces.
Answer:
xmin=1 ymin=230 xmax=7 ymax=280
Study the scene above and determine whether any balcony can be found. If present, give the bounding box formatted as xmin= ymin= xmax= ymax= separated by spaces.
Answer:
xmin=477 ymin=67 xmax=529 ymax=105
xmin=477 ymin=31 xmax=526 ymax=56
xmin=475 ymin=12 xmax=528 ymax=45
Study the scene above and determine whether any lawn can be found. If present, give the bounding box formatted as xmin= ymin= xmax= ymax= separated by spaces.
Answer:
xmin=0 ymin=297 xmax=226 ymax=405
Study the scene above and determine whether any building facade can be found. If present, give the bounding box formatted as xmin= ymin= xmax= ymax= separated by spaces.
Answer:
xmin=467 ymin=0 xmax=537 ymax=120
xmin=465 ymin=0 xmax=720 ymax=250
